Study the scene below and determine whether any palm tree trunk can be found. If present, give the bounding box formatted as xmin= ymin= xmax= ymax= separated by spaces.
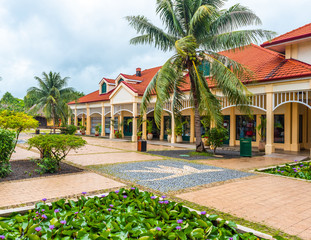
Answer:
xmin=188 ymin=64 xmax=205 ymax=152
xmin=52 ymin=104 xmax=56 ymax=134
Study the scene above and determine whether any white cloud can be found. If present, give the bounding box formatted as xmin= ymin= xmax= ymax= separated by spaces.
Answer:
xmin=0 ymin=0 xmax=310 ymax=98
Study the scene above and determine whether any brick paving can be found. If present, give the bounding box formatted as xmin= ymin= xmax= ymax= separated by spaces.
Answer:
xmin=66 ymin=152 xmax=163 ymax=166
xmin=177 ymin=175 xmax=311 ymax=239
xmin=0 ymin=173 xmax=125 ymax=208
xmin=11 ymin=146 xmax=40 ymax=161
xmin=196 ymin=156 xmax=296 ymax=170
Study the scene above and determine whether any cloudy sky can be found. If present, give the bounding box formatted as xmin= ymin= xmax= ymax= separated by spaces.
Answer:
xmin=0 ymin=0 xmax=310 ymax=99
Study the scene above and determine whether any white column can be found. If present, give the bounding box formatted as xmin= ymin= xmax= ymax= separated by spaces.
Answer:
xmin=291 ymin=103 xmax=299 ymax=151
xmin=265 ymin=88 xmax=275 ymax=154
xmin=132 ymin=103 xmax=138 ymax=142
xmin=190 ymin=109 xmax=195 ymax=143
xmin=171 ymin=114 xmax=176 ymax=143
xmin=284 ymin=103 xmax=291 ymax=151
xmin=119 ymin=112 xmax=124 ymax=138
xmin=74 ymin=108 xmax=78 ymax=126
xmin=101 ymin=104 xmax=105 ymax=137
xmin=110 ymin=104 xmax=115 ymax=139
xmin=86 ymin=104 xmax=91 ymax=135
xmin=229 ymin=107 xmax=236 ymax=146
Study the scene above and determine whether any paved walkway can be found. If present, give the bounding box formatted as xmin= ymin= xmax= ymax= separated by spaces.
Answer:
xmin=177 ymin=175 xmax=311 ymax=239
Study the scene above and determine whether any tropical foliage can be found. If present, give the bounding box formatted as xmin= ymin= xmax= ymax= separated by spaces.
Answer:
xmin=0 ymin=187 xmax=263 ymax=239
xmin=0 ymin=128 xmax=15 ymax=178
xmin=0 ymin=92 xmax=25 ymax=112
xmin=26 ymin=72 xmax=83 ymax=130
xmin=126 ymin=0 xmax=274 ymax=151
xmin=261 ymin=161 xmax=311 ymax=180
xmin=206 ymin=127 xmax=228 ymax=154
xmin=27 ymin=134 xmax=86 ymax=170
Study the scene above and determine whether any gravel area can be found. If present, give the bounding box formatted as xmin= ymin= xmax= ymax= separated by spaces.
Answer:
xmin=0 ymin=160 xmax=83 ymax=182
xmin=148 ymin=149 xmax=264 ymax=160
xmin=90 ymin=160 xmax=253 ymax=192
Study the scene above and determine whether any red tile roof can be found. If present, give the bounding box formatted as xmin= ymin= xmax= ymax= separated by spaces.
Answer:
xmin=100 ymin=78 xmax=115 ymax=84
xmin=68 ymin=90 xmax=112 ymax=105
xmin=261 ymin=23 xmax=311 ymax=47
xmin=220 ymin=44 xmax=311 ymax=83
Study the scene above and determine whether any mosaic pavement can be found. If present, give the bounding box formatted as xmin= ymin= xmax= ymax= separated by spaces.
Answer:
xmin=90 ymin=160 xmax=254 ymax=192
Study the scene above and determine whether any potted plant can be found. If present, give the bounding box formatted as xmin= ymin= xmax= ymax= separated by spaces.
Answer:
xmin=200 ymin=116 xmax=210 ymax=146
xmin=137 ymin=131 xmax=142 ymax=140
xmin=201 ymin=134 xmax=209 ymax=147
xmin=115 ymin=130 xmax=122 ymax=138
xmin=175 ymin=121 xmax=183 ymax=143
xmin=256 ymin=116 xmax=266 ymax=152
xmin=95 ymin=124 xmax=101 ymax=136
xmin=166 ymin=129 xmax=172 ymax=142
xmin=79 ymin=123 xmax=86 ymax=135
xmin=146 ymin=120 xmax=153 ymax=140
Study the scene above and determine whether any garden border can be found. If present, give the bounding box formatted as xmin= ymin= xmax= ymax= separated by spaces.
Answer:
xmin=0 ymin=192 xmax=274 ymax=240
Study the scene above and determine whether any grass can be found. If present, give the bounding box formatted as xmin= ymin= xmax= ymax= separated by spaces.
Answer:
xmin=188 ymin=151 xmax=214 ymax=157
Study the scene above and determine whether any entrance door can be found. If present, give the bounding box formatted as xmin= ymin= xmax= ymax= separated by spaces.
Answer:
xmin=223 ymin=115 xmax=230 ymax=145
xmin=164 ymin=116 xmax=171 ymax=140
xmin=123 ymin=117 xmax=133 ymax=137
xmin=91 ymin=117 xmax=101 ymax=134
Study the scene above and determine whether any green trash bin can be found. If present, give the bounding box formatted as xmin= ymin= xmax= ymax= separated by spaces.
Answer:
xmin=240 ymin=138 xmax=252 ymax=157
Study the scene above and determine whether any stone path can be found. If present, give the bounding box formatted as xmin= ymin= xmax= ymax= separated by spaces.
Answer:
xmin=177 ymin=175 xmax=311 ymax=239
xmin=11 ymin=146 xmax=40 ymax=161
xmin=0 ymin=172 xmax=125 ymax=208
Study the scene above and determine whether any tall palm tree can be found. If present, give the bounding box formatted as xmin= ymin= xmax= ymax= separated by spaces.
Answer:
xmin=27 ymin=72 xmax=75 ymax=132
xmin=126 ymin=0 xmax=275 ymax=152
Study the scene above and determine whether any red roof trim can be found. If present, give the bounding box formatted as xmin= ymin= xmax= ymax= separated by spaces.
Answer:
xmin=261 ymin=33 xmax=311 ymax=48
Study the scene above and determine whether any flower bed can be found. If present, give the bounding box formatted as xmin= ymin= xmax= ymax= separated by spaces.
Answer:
xmin=260 ymin=160 xmax=311 ymax=180
xmin=0 ymin=188 xmax=263 ymax=239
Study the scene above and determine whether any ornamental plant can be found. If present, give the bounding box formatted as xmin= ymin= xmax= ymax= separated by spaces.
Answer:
xmin=0 ymin=110 xmax=39 ymax=160
xmin=0 ymin=187 xmax=263 ymax=239
xmin=0 ymin=128 xmax=15 ymax=178
xmin=261 ymin=161 xmax=311 ymax=180
xmin=206 ymin=127 xmax=229 ymax=154
xmin=27 ymin=134 xmax=86 ymax=171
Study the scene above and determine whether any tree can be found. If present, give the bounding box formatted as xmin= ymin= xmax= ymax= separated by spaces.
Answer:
xmin=126 ymin=0 xmax=274 ymax=152
xmin=27 ymin=72 xmax=76 ymax=132
xmin=0 ymin=92 xmax=25 ymax=112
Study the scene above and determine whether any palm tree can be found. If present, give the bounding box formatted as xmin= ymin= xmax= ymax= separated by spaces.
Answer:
xmin=27 ymin=72 xmax=75 ymax=132
xmin=126 ymin=0 xmax=275 ymax=152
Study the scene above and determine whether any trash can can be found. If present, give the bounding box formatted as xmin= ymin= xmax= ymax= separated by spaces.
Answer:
xmin=35 ymin=129 xmax=40 ymax=134
xmin=137 ymin=140 xmax=147 ymax=152
xmin=240 ymin=138 xmax=252 ymax=157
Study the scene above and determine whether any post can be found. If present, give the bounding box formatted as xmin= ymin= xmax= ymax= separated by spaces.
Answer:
xmin=68 ymin=111 xmax=72 ymax=125
xmin=229 ymin=107 xmax=236 ymax=146
xmin=291 ymin=102 xmax=299 ymax=151
xmin=119 ymin=112 xmax=124 ymax=138
xmin=132 ymin=103 xmax=138 ymax=142
xmin=265 ymin=86 xmax=275 ymax=154
xmin=142 ymin=113 xmax=147 ymax=140
xmin=101 ymin=104 xmax=105 ymax=137
xmin=82 ymin=113 xmax=85 ymax=127
xmin=190 ymin=109 xmax=195 ymax=143
xmin=86 ymin=104 xmax=91 ymax=135
xmin=160 ymin=114 xmax=164 ymax=141
xmin=74 ymin=108 xmax=78 ymax=126
xmin=110 ymin=104 xmax=115 ymax=139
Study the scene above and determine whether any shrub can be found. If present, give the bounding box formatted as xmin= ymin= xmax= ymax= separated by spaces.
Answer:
xmin=62 ymin=124 xmax=77 ymax=135
xmin=0 ymin=110 xmax=38 ymax=160
xmin=0 ymin=187 xmax=262 ymax=239
xmin=0 ymin=128 xmax=15 ymax=178
xmin=35 ymin=157 xmax=59 ymax=174
xmin=207 ymin=127 xmax=229 ymax=154
xmin=27 ymin=134 xmax=86 ymax=170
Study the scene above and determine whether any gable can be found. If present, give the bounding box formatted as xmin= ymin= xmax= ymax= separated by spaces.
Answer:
xmin=110 ymin=86 xmax=135 ymax=104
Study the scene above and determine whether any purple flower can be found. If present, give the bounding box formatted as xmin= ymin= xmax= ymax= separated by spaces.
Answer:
xmin=42 ymin=198 xmax=47 ymax=202
xmin=101 ymin=195 xmax=106 ymax=198
xmin=293 ymin=168 xmax=296 ymax=170
xmin=294 ymin=170 xmax=297 ymax=172
xmin=42 ymin=214 xmax=47 ymax=219
xmin=109 ymin=204 xmax=114 ymax=207
xmin=123 ymin=195 xmax=127 ymax=199
xmin=277 ymin=169 xmax=280 ymax=171
xmin=164 ymin=200 xmax=169 ymax=204
xmin=115 ymin=190 xmax=119 ymax=194
xmin=151 ymin=196 xmax=156 ymax=199
xmin=108 ymin=208 xmax=112 ymax=211
xmin=156 ymin=227 xmax=161 ymax=231
xmin=281 ymin=171 xmax=284 ymax=173
xmin=300 ymin=164 xmax=304 ymax=167
xmin=295 ymin=160 xmax=298 ymax=162
xmin=54 ymin=209 xmax=60 ymax=213
xmin=201 ymin=211 xmax=206 ymax=215
xmin=176 ymin=226 xmax=181 ymax=230
xmin=49 ymin=225 xmax=55 ymax=230
xmin=60 ymin=220 xmax=66 ymax=225
xmin=229 ymin=238 xmax=233 ymax=240
xmin=131 ymin=187 xmax=135 ymax=190
xmin=158 ymin=201 xmax=164 ymax=204
xmin=161 ymin=196 xmax=166 ymax=199
xmin=74 ymin=212 xmax=79 ymax=214
xmin=82 ymin=192 xmax=87 ymax=195
xmin=177 ymin=219 xmax=183 ymax=224
xmin=35 ymin=226 xmax=41 ymax=232
xmin=41 ymin=209 xmax=45 ymax=212
xmin=0 ymin=235 xmax=5 ymax=239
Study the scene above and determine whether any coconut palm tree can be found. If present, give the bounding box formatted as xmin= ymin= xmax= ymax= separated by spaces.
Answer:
xmin=126 ymin=0 xmax=275 ymax=152
xmin=27 ymin=72 xmax=75 ymax=132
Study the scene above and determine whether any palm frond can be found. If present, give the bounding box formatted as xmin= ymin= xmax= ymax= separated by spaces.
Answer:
xmin=189 ymin=5 xmax=216 ymax=35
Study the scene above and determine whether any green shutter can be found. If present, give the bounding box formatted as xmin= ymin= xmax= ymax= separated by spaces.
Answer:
xmin=101 ymin=83 xmax=107 ymax=93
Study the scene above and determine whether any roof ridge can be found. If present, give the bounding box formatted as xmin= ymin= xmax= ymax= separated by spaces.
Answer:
xmin=250 ymin=43 xmax=284 ymax=59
